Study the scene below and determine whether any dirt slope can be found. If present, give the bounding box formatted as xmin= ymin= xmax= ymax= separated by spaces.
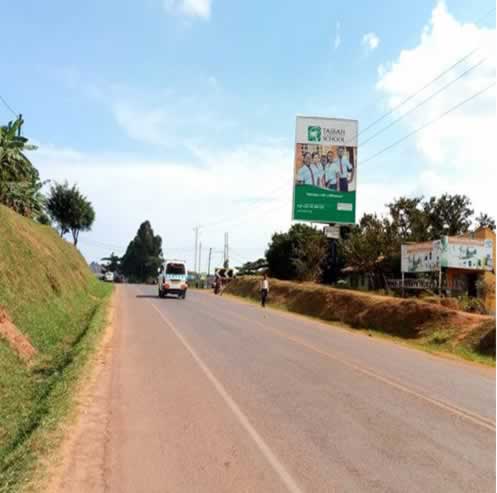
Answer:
xmin=225 ymin=276 xmax=495 ymax=357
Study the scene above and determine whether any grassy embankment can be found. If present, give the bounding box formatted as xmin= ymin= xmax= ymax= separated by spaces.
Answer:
xmin=225 ymin=277 xmax=495 ymax=366
xmin=0 ymin=205 xmax=113 ymax=492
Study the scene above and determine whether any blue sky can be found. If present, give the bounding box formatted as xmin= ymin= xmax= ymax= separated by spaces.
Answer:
xmin=1 ymin=0 xmax=495 ymax=268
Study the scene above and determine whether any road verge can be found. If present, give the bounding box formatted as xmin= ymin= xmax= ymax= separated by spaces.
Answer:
xmin=224 ymin=277 xmax=495 ymax=366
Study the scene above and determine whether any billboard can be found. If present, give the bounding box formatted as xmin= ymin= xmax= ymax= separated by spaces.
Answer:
xmin=401 ymin=241 xmax=441 ymax=273
xmin=440 ymin=237 xmax=493 ymax=270
xmin=292 ymin=116 xmax=358 ymax=224
xmin=401 ymin=237 xmax=493 ymax=273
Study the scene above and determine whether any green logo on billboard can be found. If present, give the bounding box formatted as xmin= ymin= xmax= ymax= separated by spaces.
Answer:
xmin=307 ymin=126 xmax=321 ymax=142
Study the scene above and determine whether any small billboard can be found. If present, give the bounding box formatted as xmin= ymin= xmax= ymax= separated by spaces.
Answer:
xmin=401 ymin=237 xmax=493 ymax=273
xmin=292 ymin=116 xmax=358 ymax=224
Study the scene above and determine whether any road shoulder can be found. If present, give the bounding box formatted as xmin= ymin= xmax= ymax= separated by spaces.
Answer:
xmin=35 ymin=287 xmax=118 ymax=493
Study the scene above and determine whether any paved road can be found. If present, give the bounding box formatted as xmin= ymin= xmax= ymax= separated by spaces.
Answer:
xmin=57 ymin=284 xmax=495 ymax=493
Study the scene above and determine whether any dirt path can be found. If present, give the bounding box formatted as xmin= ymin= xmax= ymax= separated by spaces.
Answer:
xmin=44 ymin=288 xmax=119 ymax=493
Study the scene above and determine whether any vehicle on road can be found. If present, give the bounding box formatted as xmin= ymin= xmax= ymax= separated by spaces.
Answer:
xmin=104 ymin=271 xmax=114 ymax=282
xmin=158 ymin=260 xmax=188 ymax=299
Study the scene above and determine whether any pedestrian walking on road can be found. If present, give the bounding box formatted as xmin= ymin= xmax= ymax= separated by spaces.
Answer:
xmin=260 ymin=273 xmax=269 ymax=308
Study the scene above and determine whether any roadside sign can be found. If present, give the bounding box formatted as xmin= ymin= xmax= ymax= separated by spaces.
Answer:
xmin=292 ymin=116 xmax=358 ymax=224
xmin=324 ymin=225 xmax=340 ymax=239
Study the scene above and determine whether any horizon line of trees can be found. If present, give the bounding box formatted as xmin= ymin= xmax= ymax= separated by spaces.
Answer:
xmin=100 ymin=221 xmax=164 ymax=283
xmin=238 ymin=194 xmax=495 ymax=289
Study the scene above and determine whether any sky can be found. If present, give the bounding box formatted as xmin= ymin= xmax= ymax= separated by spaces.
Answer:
xmin=1 ymin=0 xmax=495 ymax=270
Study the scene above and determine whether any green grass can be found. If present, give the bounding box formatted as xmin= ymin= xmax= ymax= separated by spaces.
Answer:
xmin=222 ymin=291 xmax=496 ymax=368
xmin=0 ymin=205 xmax=114 ymax=492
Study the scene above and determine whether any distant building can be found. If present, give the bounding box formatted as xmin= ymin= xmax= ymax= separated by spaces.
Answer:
xmin=400 ymin=227 xmax=495 ymax=314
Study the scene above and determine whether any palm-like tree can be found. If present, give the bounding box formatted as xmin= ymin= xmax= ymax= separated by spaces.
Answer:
xmin=0 ymin=116 xmax=43 ymax=216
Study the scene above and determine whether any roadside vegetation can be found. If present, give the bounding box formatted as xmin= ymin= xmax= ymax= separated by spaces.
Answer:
xmin=242 ymin=194 xmax=494 ymax=290
xmin=0 ymin=205 xmax=112 ymax=492
xmin=0 ymin=114 xmax=109 ymax=491
xmin=225 ymin=277 xmax=495 ymax=365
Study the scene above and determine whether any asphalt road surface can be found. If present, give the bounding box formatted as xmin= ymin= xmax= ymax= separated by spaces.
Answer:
xmin=56 ymin=284 xmax=496 ymax=493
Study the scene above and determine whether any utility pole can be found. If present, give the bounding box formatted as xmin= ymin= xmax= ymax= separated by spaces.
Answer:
xmin=199 ymin=242 xmax=202 ymax=273
xmin=224 ymin=232 xmax=229 ymax=268
xmin=193 ymin=226 xmax=200 ymax=274
xmin=207 ymin=248 xmax=212 ymax=277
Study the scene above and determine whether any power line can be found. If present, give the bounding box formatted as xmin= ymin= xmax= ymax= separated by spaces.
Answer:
xmin=200 ymin=50 xmax=492 ymax=232
xmin=358 ymin=56 xmax=488 ymax=147
xmin=361 ymin=82 xmax=495 ymax=166
xmin=0 ymin=94 xmax=17 ymax=117
xmin=204 ymin=83 xmax=495 ymax=235
xmin=357 ymin=48 xmax=481 ymax=140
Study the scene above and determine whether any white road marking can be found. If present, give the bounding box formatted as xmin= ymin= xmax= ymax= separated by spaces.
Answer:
xmin=147 ymin=300 xmax=305 ymax=493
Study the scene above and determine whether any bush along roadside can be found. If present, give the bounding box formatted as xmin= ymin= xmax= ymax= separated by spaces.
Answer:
xmin=225 ymin=277 xmax=495 ymax=365
xmin=0 ymin=281 xmax=113 ymax=493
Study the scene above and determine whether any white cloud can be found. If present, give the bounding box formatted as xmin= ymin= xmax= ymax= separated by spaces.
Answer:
xmin=362 ymin=32 xmax=380 ymax=53
xmin=113 ymin=102 xmax=168 ymax=146
xmin=164 ymin=0 xmax=211 ymax=19
xmin=107 ymin=84 xmax=237 ymax=150
xmin=30 ymin=142 xmax=293 ymax=266
xmin=334 ymin=21 xmax=341 ymax=50
xmin=375 ymin=0 xmax=496 ymax=216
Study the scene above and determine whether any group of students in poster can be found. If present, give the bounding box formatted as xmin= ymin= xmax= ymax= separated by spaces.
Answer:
xmin=296 ymin=145 xmax=354 ymax=192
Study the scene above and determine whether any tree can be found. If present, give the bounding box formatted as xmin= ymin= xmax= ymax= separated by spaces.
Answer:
xmin=341 ymin=214 xmax=400 ymax=289
xmin=120 ymin=221 xmax=163 ymax=283
xmin=46 ymin=182 xmax=71 ymax=236
xmin=46 ymin=181 xmax=95 ymax=245
xmin=0 ymin=116 xmax=44 ymax=217
xmin=266 ymin=224 xmax=327 ymax=281
xmin=101 ymin=252 xmax=121 ymax=273
xmin=237 ymin=258 xmax=268 ymax=275
xmin=475 ymin=213 xmax=495 ymax=231
xmin=423 ymin=194 xmax=473 ymax=238
xmin=68 ymin=193 xmax=95 ymax=246
xmin=387 ymin=196 xmax=428 ymax=242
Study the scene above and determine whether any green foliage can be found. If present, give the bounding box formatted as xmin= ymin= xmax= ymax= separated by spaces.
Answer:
xmin=475 ymin=213 xmax=495 ymax=232
xmin=237 ymin=258 xmax=268 ymax=276
xmin=387 ymin=196 xmax=428 ymax=242
xmin=0 ymin=117 xmax=44 ymax=218
xmin=0 ymin=205 xmax=113 ymax=490
xmin=35 ymin=211 xmax=51 ymax=226
xmin=457 ymin=295 xmax=487 ymax=314
xmin=341 ymin=213 xmax=400 ymax=288
xmin=266 ymin=224 xmax=327 ymax=281
xmin=120 ymin=221 xmax=163 ymax=282
xmin=46 ymin=181 xmax=95 ymax=245
xmin=341 ymin=194 xmax=485 ymax=285
xmin=422 ymin=193 xmax=473 ymax=238
xmin=101 ymin=252 xmax=121 ymax=273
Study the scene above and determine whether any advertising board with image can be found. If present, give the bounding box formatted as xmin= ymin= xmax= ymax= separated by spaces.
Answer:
xmin=440 ymin=237 xmax=493 ymax=270
xmin=292 ymin=116 xmax=358 ymax=224
xmin=401 ymin=241 xmax=441 ymax=273
xmin=401 ymin=237 xmax=493 ymax=273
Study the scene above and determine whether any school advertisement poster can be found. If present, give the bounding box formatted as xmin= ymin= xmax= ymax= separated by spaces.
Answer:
xmin=293 ymin=116 xmax=358 ymax=224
